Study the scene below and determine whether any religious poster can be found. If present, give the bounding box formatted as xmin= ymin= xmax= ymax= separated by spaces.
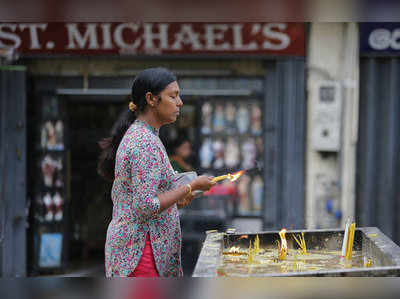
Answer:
xmin=34 ymin=192 xmax=64 ymax=223
xmin=53 ymin=192 xmax=64 ymax=222
xmin=39 ymin=233 xmax=63 ymax=268
xmin=43 ymin=193 xmax=53 ymax=222
xmin=41 ymin=154 xmax=64 ymax=188
xmin=40 ymin=120 xmax=64 ymax=150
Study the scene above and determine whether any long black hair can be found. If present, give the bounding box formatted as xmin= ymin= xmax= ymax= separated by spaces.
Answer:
xmin=97 ymin=67 xmax=177 ymax=181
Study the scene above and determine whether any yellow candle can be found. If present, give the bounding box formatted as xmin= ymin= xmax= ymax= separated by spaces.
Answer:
xmin=212 ymin=174 xmax=231 ymax=182
xmin=254 ymin=235 xmax=260 ymax=254
xmin=248 ymin=240 xmax=253 ymax=264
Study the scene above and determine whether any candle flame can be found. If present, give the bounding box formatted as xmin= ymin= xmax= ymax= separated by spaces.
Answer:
xmin=279 ymin=228 xmax=288 ymax=251
xmin=278 ymin=228 xmax=288 ymax=260
xmin=230 ymin=170 xmax=245 ymax=182
xmin=212 ymin=170 xmax=246 ymax=183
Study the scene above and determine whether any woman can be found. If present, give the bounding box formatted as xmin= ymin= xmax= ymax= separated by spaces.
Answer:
xmin=98 ymin=68 xmax=215 ymax=277
xmin=169 ymin=133 xmax=194 ymax=173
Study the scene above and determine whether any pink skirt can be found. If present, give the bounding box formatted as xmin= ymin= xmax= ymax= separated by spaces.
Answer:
xmin=128 ymin=233 xmax=159 ymax=277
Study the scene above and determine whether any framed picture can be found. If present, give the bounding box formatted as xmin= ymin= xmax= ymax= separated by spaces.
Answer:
xmin=39 ymin=233 xmax=63 ymax=268
xmin=40 ymin=120 xmax=64 ymax=150
xmin=40 ymin=154 xmax=64 ymax=188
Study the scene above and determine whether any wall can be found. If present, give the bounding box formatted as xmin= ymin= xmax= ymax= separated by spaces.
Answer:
xmin=306 ymin=23 xmax=359 ymax=229
xmin=0 ymin=67 xmax=27 ymax=277
xmin=358 ymin=57 xmax=400 ymax=245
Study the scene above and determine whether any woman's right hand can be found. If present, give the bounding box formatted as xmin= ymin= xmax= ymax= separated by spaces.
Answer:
xmin=190 ymin=175 xmax=216 ymax=192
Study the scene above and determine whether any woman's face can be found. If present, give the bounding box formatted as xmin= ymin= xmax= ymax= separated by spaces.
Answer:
xmin=176 ymin=141 xmax=191 ymax=159
xmin=156 ymin=81 xmax=183 ymax=125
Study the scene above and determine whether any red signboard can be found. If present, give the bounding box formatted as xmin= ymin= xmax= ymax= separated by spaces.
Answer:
xmin=0 ymin=22 xmax=305 ymax=56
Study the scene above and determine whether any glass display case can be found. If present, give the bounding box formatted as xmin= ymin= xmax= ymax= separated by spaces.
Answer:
xmin=197 ymin=96 xmax=264 ymax=217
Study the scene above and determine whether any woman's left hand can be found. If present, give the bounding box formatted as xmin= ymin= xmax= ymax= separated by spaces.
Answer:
xmin=177 ymin=192 xmax=195 ymax=209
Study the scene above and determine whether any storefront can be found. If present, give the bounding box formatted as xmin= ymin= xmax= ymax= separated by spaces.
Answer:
xmin=357 ymin=22 xmax=400 ymax=245
xmin=0 ymin=22 xmax=306 ymax=275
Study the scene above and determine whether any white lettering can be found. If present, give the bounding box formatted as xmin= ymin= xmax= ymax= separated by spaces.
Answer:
xmin=262 ymin=23 xmax=290 ymax=50
xmin=390 ymin=28 xmax=400 ymax=50
xmin=204 ymin=24 xmax=230 ymax=50
xmin=143 ymin=23 xmax=169 ymax=49
xmin=368 ymin=28 xmax=391 ymax=50
xmin=251 ymin=23 xmax=262 ymax=35
xmin=232 ymin=24 xmax=257 ymax=50
xmin=0 ymin=24 xmax=21 ymax=48
xmin=171 ymin=24 xmax=202 ymax=50
xmin=100 ymin=23 xmax=113 ymax=49
xmin=114 ymin=23 xmax=141 ymax=50
xmin=66 ymin=23 xmax=99 ymax=49
xmin=18 ymin=23 xmax=47 ymax=49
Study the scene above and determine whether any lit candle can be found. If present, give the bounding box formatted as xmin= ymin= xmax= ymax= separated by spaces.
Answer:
xmin=212 ymin=174 xmax=232 ymax=182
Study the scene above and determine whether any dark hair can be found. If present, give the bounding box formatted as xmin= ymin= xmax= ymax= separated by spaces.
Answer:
xmin=97 ymin=67 xmax=177 ymax=181
xmin=170 ymin=130 xmax=190 ymax=155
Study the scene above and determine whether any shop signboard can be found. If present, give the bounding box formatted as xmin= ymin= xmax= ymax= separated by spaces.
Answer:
xmin=0 ymin=22 xmax=305 ymax=56
xmin=360 ymin=22 xmax=400 ymax=55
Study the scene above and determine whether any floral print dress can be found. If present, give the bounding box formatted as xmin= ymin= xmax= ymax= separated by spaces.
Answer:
xmin=105 ymin=119 xmax=182 ymax=277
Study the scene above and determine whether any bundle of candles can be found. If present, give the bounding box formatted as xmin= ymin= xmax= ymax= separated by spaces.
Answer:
xmin=243 ymin=228 xmax=308 ymax=263
xmin=212 ymin=170 xmax=245 ymax=183
xmin=293 ymin=232 xmax=307 ymax=255
xmin=247 ymin=235 xmax=260 ymax=264
xmin=341 ymin=219 xmax=356 ymax=260
xmin=277 ymin=229 xmax=288 ymax=260
xmin=275 ymin=229 xmax=307 ymax=261
xmin=193 ymin=170 xmax=245 ymax=197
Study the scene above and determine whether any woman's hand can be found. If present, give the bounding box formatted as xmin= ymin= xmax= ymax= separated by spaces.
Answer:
xmin=177 ymin=192 xmax=195 ymax=209
xmin=176 ymin=176 xmax=214 ymax=209
xmin=190 ymin=175 xmax=216 ymax=192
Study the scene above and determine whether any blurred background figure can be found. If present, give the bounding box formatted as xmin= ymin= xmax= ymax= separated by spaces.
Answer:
xmin=169 ymin=131 xmax=194 ymax=173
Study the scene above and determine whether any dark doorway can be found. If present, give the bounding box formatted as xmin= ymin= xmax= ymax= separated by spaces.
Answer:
xmin=66 ymin=97 xmax=124 ymax=275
